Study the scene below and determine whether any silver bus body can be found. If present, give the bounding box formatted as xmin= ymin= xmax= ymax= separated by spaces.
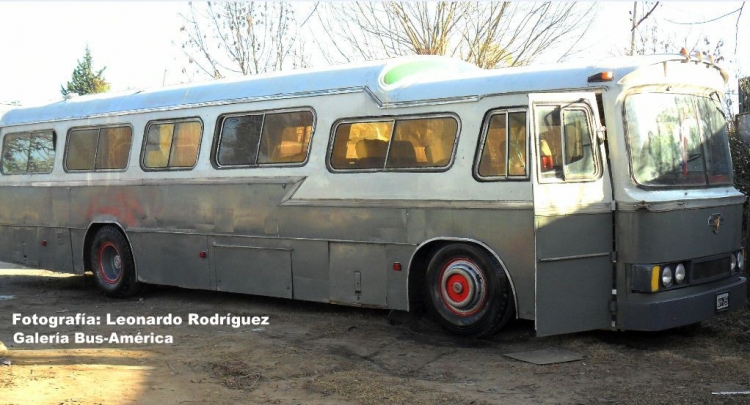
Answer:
xmin=0 ymin=55 xmax=745 ymax=336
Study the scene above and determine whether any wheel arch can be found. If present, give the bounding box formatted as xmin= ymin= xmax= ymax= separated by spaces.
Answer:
xmin=82 ymin=221 xmax=137 ymax=280
xmin=406 ymin=237 xmax=518 ymax=318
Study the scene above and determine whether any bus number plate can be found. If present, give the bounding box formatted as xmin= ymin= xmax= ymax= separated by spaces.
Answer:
xmin=716 ymin=292 xmax=729 ymax=312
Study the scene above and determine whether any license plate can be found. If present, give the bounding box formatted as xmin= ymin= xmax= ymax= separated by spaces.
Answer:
xmin=716 ymin=292 xmax=729 ymax=312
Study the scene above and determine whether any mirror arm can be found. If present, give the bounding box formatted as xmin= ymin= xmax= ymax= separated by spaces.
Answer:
xmin=597 ymin=126 xmax=607 ymax=143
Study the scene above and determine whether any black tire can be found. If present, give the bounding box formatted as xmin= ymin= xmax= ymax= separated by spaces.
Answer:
xmin=90 ymin=226 xmax=141 ymax=298
xmin=424 ymin=243 xmax=514 ymax=337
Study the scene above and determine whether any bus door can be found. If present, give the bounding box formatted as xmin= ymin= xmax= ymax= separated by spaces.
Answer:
xmin=530 ymin=93 xmax=614 ymax=336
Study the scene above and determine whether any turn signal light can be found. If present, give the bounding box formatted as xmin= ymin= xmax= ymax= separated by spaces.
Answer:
xmin=587 ymin=71 xmax=614 ymax=82
xmin=651 ymin=265 xmax=661 ymax=292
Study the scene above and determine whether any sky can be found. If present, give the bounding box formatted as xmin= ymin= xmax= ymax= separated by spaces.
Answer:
xmin=0 ymin=1 xmax=747 ymax=111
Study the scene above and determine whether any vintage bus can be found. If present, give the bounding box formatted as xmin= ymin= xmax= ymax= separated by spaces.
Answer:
xmin=0 ymin=53 xmax=745 ymax=337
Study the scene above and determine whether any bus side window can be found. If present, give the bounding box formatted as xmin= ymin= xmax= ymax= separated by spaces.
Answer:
xmin=330 ymin=121 xmax=393 ymax=170
xmin=2 ymin=132 xmax=31 ymax=174
xmin=476 ymin=110 xmax=527 ymax=179
xmin=65 ymin=125 xmax=131 ymax=172
xmin=257 ymin=111 xmax=314 ymax=164
xmin=96 ymin=126 xmax=132 ymax=170
xmin=143 ymin=120 xmax=202 ymax=169
xmin=217 ymin=114 xmax=263 ymax=166
xmin=330 ymin=115 xmax=457 ymax=171
xmin=389 ymin=117 xmax=457 ymax=169
xmin=216 ymin=110 xmax=313 ymax=168
xmin=144 ymin=124 xmax=173 ymax=168
xmin=66 ymin=128 xmax=99 ymax=171
xmin=28 ymin=131 xmax=55 ymax=173
xmin=170 ymin=122 xmax=202 ymax=167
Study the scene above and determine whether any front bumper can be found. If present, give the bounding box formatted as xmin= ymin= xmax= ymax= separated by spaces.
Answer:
xmin=619 ymin=275 xmax=747 ymax=331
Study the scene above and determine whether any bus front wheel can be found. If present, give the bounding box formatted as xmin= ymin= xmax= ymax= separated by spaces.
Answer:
xmin=425 ymin=243 xmax=514 ymax=337
xmin=90 ymin=226 xmax=141 ymax=298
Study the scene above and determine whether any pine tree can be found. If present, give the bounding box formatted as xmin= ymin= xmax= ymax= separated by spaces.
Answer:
xmin=60 ymin=46 xmax=110 ymax=96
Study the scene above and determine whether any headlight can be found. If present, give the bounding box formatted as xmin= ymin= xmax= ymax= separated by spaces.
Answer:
xmin=731 ymin=254 xmax=737 ymax=272
xmin=738 ymin=251 xmax=745 ymax=271
xmin=662 ymin=266 xmax=673 ymax=287
xmin=674 ymin=263 xmax=686 ymax=284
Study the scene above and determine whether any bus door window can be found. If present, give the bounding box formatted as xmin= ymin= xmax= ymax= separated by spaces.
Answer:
xmin=536 ymin=106 xmax=597 ymax=181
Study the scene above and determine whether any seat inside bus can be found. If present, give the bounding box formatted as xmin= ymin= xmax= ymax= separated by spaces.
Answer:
xmin=355 ymin=138 xmax=388 ymax=168
xmin=388 ymin=140 xmax=417 ymax=167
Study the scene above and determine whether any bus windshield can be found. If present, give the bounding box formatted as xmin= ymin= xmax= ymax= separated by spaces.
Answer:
xmin=625 ymin=92 xmax=732 ymax=187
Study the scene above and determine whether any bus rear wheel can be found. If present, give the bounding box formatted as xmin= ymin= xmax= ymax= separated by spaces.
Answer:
xmin=425 ymin=243 xmax=514 ymax=337
xmin=90 ymin=226 xmax=141 ymax=298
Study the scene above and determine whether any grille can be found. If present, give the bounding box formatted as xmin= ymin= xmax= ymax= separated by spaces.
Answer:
xmin=691 ymin=257 xmax=730 ymax=282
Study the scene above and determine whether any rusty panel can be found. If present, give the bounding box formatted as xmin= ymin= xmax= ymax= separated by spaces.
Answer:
xmin=36 ymin=227 xmax=74 ymax=273
xmin=128 ymin=232 xmax=211 ymax=289
xmin=330 ymin=242 xmax=387 ymax=307
xmin=213 ymin=244 xmax=293 ymax=298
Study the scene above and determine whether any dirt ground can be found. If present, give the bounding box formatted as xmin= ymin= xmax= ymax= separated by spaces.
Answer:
xmin=1 ymin=264 xmax=750 ymax=405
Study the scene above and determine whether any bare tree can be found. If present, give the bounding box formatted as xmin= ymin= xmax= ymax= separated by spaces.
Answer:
xmin=629 ymin=1 xmax=660 ymax=55
xmin=465 ymin=2 xmax=597 ymax=67
xmin=314 ymin=2 xmax=597 ymax=69
xmin=179 ymin=1 xmax=308 ymax=79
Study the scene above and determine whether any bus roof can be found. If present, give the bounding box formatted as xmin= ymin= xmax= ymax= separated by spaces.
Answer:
xmin=0 ymin=54 xmax=727 ymax=128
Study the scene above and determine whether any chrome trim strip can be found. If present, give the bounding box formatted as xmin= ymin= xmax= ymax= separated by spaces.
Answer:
xmin=538 ymin=252 xmax=611 ymax=263
xmin=534 ymin=203 xmax=613 ymax=216
xmin=281 ymin=199 xmax=534 ymax=210
xmin=212 ymin=243 xmax=292 ymax=251
xmin=121 ymin=228 xmax=417 ymax=246
xmin=1 ymin=176 xmax=306 ymax=188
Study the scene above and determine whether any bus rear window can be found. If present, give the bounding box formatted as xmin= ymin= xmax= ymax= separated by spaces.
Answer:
xmin=1 ymin=130 xmax=55 ymax=174
xmin=216 ymin=110 xmax=314 ymax=168
xmin=65 ymin=125 xmax=132 ymax=172
xmin=330 ymin=115 xmax=458 ymax=171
